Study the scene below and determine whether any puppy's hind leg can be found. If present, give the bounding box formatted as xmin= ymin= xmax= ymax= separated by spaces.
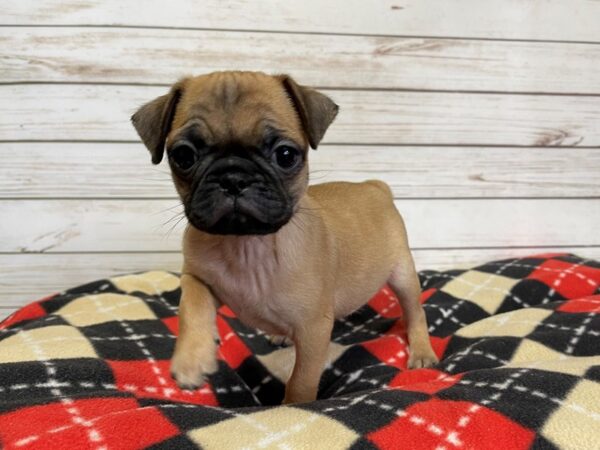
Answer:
xmin=387 ymin=252 xmax=438 ymax=369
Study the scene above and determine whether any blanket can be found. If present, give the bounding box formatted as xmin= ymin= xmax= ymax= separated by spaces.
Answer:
xmin=0 ymin=253 xmax=599 ymax=449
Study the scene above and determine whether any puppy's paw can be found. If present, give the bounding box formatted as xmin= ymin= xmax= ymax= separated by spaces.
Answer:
xmin=170 ymin=340 xmax=218 ymax=390
xmin=407 ymin=346 xmax=439 ymax=369
xmin=268 ymin=334 xmax=292 ymax=347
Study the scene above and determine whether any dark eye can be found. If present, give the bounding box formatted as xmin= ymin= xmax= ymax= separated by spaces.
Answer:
xmin=273 ymin=145 xmax=300 ymax=170
xmin=170 ymin=143 xmax=197 ymax=171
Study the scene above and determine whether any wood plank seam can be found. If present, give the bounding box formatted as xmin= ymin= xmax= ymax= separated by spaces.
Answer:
xmin=1 ymin=24 xmax=599 ymax=46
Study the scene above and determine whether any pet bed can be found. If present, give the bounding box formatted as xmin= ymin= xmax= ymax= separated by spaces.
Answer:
xmin=0 ymin=254 xmax=599 ymax=449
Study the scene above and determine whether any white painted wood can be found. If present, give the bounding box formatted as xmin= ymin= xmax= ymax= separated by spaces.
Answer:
xmin=1 ymin=199 xmax=598 ymax=253
xmin=3 ymin=0 xmax=600 ymax=42
xmin=2 ymin=143 xmax=599 ymax=199
xmin=3 ymin=28 xmax=600 ymax=94
xmin=2 ymin=0 xmax=599 ymax=314
xmin=0 ymin=309 xmax=18 ymax=321
xmin=1 ymin=248 xmax=599 ymax=308
xmin=2 ymin=85 xmax=598 ymax=146
xmin=0 ymin=143 xmax=177 ymax=199
xmin=415 ymin=248 xmax=600 ymax=272
xmin=0 ymin=253 xmax=183 ymax=307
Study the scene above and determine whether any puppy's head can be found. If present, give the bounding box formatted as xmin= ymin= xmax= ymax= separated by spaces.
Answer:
xmin=132 ymin=71 xmax=338 ymax=235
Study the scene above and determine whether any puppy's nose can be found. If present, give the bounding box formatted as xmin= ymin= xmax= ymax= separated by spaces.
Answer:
xmin=219 ymin=172 xmax=252 ymax=195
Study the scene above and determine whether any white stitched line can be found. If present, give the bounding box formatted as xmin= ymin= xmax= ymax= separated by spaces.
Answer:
xmin=18 ymin=403 xmax=229 ymax=447
xmin=486 ymin=259 xmax=599 ymax=290
xmin=332 ymin=368 xmax=383 ymax=396
xmin=539 ymin=260 xmax=589 ymax=305
xmin=14 ymin=436 xmax=40 ymax=447
xmin=1 ymin=290 xmax=180 ymax=336
xmin=251 ymin=376 xmax=273 ymax=394
xmin=334 ymin=287 xmax=397 ymax=342
xmin=441 ymin=334 xmax=503 ymax=373
xmin=565 ymin=311 xmax=598 ymax=354
xmin=444 ymin=348 xmax=509 ymax=373
xmin=428 ymin=259 xmax=523 ymax=334
xmin=446 ymin=403 xmax=481 ymax=448
xmin=0 ymin=333 xmax=177 ymax=348
xmin=328 ymin=359 xmax=387 ymax=378
xmin=457 ymin=375 xmax=600 ymax=421
xmin=323 ymin=392 xmax=462 ymax=447
xmin=111 ymin=272 xmax=180 ymax=313
xmin=327 ymin=335 xmax=410 ymax=396
xmin=89 ymin=333 xmax=175 ymax=341
xmin=64 ymin=297 xmax=152 ymax=320
xmin=212 ymin=405 xmax=321 ymax=449
xmin=385 ymin=345 xmax=407 ymax=365
xmin=438 ymin=370 xmax=520 ymax=446
xmin=481 ymin=368 xmax=527 ymax=407
xmin=488 ymin=319 xmax=599 ymax=337
xmin=422 ymin=271 xmax=530 ymax=308
xmin=135 ymin=272 xmax=181 ymax=311
xmin=237 ymin=330 xmax=266 ymax=339
xmin=215 ymin=385 xmax=245 ymax=394
xmin=446 ymin=274 xmax=530 ymax=314
xmin=336 ymin=317 xmax=380 ymax=338
xmin=123 ymin=320 xmax=168 ymax=385
xmin=449 ymin=316 xmax=468 ymax=328
xmin=14 ymin=330 xmax=105 ymax=449
xmin=243 ymin=413 xmax=322 ymax=450
xmin=0 ymin=314 xmax=61 ymax=335
xmin=86 ymin=295 xmax=171 ymax=397
xmin=223 ymin=331 xmax=236 ymax=342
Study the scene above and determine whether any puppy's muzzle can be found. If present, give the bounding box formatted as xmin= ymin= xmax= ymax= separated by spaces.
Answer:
xmin=207 ymin=157 xmax=260 ymax=196
xmin=187 ymin=156 xmax=293 ymax=235
xmin=219 ymin=171 xmax=252 ymax=196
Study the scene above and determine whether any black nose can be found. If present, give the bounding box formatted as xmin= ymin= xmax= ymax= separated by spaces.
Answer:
xmin=219 ymin=172 xmax=252 ymax=195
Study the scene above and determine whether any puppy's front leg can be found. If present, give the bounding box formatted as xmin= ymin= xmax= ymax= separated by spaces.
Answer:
xmin=171 ymin=273 xmax=219 ymax=390
xmin=388 ymin=254 xmax=438 ymax=369
xmin=284 ymin=312 xmax=334 ymax=404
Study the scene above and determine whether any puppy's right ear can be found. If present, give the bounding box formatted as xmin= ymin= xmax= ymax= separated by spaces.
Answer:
xmin=131 ymin=80 xmax=186 ymax=164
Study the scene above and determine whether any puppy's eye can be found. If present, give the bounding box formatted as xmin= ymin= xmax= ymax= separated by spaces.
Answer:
xmin=273 ymin=145 xmax=300 ymax=170
xmin=170 ymin=143 xmax=197 ymax=171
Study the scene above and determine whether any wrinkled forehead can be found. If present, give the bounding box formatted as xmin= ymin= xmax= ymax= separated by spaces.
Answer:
xmin=168 ymin=72 xmax=305 ymax=147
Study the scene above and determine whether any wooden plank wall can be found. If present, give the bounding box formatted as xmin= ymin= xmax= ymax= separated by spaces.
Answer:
xmin=1 ymin=0 xmax=599 ymax=319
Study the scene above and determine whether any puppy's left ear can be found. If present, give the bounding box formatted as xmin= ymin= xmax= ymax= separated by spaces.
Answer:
xmin=131 ymin=79 xmax=187 ymax=164
xmin=279 ymin=75 xmax=339 ymax=149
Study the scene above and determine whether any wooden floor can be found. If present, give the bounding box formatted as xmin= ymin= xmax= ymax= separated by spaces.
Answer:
xmin=1 ymin=0 xmax=599 ymax=318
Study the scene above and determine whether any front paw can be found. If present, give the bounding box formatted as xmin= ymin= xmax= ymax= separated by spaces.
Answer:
xmin=268 ymin=334 xmax=293 ymax=347
xmin=407 ymin=345 xmax=439 ymax=369
xmin=170 ymin=339 xmax=218 ymax=390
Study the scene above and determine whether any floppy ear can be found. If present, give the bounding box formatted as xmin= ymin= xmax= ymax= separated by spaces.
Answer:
xmin=279 ymin=75 xmax=339 ymax=149
xmin=131 ymin=80 xmax=186 ymax=164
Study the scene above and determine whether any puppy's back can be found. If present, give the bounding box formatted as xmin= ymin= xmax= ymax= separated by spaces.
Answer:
xmin=308 ymin=180 xmax=403 ymax=245
xmin=309 ymin=181 xmax=412 ymax=316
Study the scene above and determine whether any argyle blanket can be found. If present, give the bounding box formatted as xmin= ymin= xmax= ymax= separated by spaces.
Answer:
xmin=0 ymin=254 xmax=599 ymax=449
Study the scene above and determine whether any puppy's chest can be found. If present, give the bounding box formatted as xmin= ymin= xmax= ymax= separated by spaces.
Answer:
xmin=188 ymin=238 xmax=290 ymax=333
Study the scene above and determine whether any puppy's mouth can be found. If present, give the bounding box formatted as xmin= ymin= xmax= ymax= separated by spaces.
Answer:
xmin=185 ymin=157 xmax=294 ymax=235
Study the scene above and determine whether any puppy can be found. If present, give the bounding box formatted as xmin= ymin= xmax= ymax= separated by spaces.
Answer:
xmin=132 ymin=71 xmax=438 ymax=404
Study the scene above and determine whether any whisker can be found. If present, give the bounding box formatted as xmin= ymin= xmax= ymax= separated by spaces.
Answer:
xmin=149 ymin=167 xmax=173 ymax=175
xmin=162 ymin=211 xmax=185 ymax=226
xmin=164 ymin=214 xmax=187 ymax=238
xmin=155 ymin=202 xmax=184 ymax=215
xmin=297 ymin=206 xmax=322 ymax=216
